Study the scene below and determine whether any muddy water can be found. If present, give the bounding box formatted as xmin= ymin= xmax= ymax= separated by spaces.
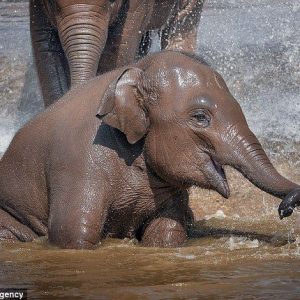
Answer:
xmin=1 ymin=1 xmax=300 ymax=299
xmin=1 ymin=221 xmax=300 ymax=299
xmin=1 ymin=212 xmax=300 ymax=299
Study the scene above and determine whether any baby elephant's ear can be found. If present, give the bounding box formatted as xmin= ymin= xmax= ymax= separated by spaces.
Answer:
xmin=96 ymin=68 xmax=149 ymax=144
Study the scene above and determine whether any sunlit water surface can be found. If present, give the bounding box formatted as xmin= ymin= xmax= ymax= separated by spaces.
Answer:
xmin=1 ymin=226 xmax=300 ymax=300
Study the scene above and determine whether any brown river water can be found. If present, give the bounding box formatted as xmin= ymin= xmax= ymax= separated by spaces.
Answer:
xmin=1 ymin=1 xmax=300 ymax=299
xmin=1 ymin=219 xmax=300 ymax=299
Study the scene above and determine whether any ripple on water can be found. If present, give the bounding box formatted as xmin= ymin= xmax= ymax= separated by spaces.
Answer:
xmin=0 ymin=221 xmax=300 ymax=299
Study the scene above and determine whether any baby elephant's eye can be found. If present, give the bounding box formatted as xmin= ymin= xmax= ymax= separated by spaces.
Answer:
xmin=191 ymin=110 xmax=211 ymax=127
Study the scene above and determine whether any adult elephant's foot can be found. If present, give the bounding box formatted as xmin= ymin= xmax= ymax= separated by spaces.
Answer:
xmin=278 ymin=188 xmax=300 ymax=219
xmin=141 ymin=217 xmax=187 ymax=248
xmin=0 ymin=209 xmax=38 ymax=242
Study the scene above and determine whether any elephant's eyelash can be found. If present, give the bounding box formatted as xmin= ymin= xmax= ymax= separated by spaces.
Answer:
xmin=190 ymin=110 xmax=211 ymax=128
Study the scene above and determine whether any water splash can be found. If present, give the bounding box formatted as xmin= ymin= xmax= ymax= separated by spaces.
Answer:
xmin=225 ymin=236 xmax=260 ymax=251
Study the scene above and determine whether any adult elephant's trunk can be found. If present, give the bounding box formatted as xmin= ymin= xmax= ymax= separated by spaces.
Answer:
xmin=55 ymin=1 xmax=111 ymax=86
xmin=223 ymin=128 xmax=300 ymax=199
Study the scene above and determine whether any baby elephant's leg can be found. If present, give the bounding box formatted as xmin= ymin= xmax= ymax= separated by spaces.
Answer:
xmin=48 ymin=177 xmax=109 ymax=249
xmin=142 ymin=193 xmax=194 ymax=248
xmin=0 ymin=209 xmax=37 ymax=241
xmin=141 ymin=217 xmax=188 ymax=248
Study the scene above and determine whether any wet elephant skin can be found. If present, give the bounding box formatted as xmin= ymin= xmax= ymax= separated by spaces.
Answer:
xmin=0 ymin=51 xmax=299 ymax=249
xmin=30 ymin=0 xmax=205 ymax=106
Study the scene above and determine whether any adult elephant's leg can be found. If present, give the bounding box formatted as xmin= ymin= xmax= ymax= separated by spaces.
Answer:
xmin=30 ymin=0 xmax=69 ymax=107
xmin=115 ymin=0 xmax=155 ymax=66
xmin=98 ymin=0 xmax=155 ymax=74
xmin=161 ymin=0 xmax=205 ymax=53
xmin=55 ymin=0 xmax=111 ymax=87
xmin=96 ymin=16 xmax=124 ymax=74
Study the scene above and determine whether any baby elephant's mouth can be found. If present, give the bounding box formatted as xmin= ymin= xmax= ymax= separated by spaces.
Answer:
xmin=212 ymin=158 xmax=230 ymax=198
xmin=202 ymin=157 xmax=230 ymax=199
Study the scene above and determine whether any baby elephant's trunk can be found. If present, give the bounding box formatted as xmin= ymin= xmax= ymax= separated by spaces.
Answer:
xmin=223 ymin=127 xmax=300 ymax=199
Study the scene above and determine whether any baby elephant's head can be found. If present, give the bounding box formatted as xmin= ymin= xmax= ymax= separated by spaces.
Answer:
xmin=97 ymin=51 xmax=299 ymax=201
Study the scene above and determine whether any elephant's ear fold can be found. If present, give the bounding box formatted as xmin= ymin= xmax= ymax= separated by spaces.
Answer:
xmin=96 ymin=68 xmax=149 ymax=144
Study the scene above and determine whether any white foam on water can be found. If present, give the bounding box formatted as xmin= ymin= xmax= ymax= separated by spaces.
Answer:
xmin=225 ymin=236 xmax=260 ymax=251
xmin=294 ymin=236 xmax=300 ymax=256
xmin=174 ymin=253 xmax=196 ymax=260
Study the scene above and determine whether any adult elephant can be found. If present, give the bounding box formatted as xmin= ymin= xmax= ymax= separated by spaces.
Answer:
xmin=30 ymin=0 xmax=205 ymax=107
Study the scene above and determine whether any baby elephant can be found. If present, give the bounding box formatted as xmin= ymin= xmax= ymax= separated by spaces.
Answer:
xmin=0 ymin=51 xmax=299 ymax=249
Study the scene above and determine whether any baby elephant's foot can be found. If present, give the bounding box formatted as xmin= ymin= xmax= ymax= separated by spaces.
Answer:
xmin=0 ymin=209 xmax=37 ymax=242
xmin=278 ymin=188 xmax=300 ymax=219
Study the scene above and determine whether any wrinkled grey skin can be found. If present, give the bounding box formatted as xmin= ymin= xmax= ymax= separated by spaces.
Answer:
xmin=0 ymin=51 xmax=299 ymax=249
xmin=30 ymin=0 xmax=204 ymax=106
